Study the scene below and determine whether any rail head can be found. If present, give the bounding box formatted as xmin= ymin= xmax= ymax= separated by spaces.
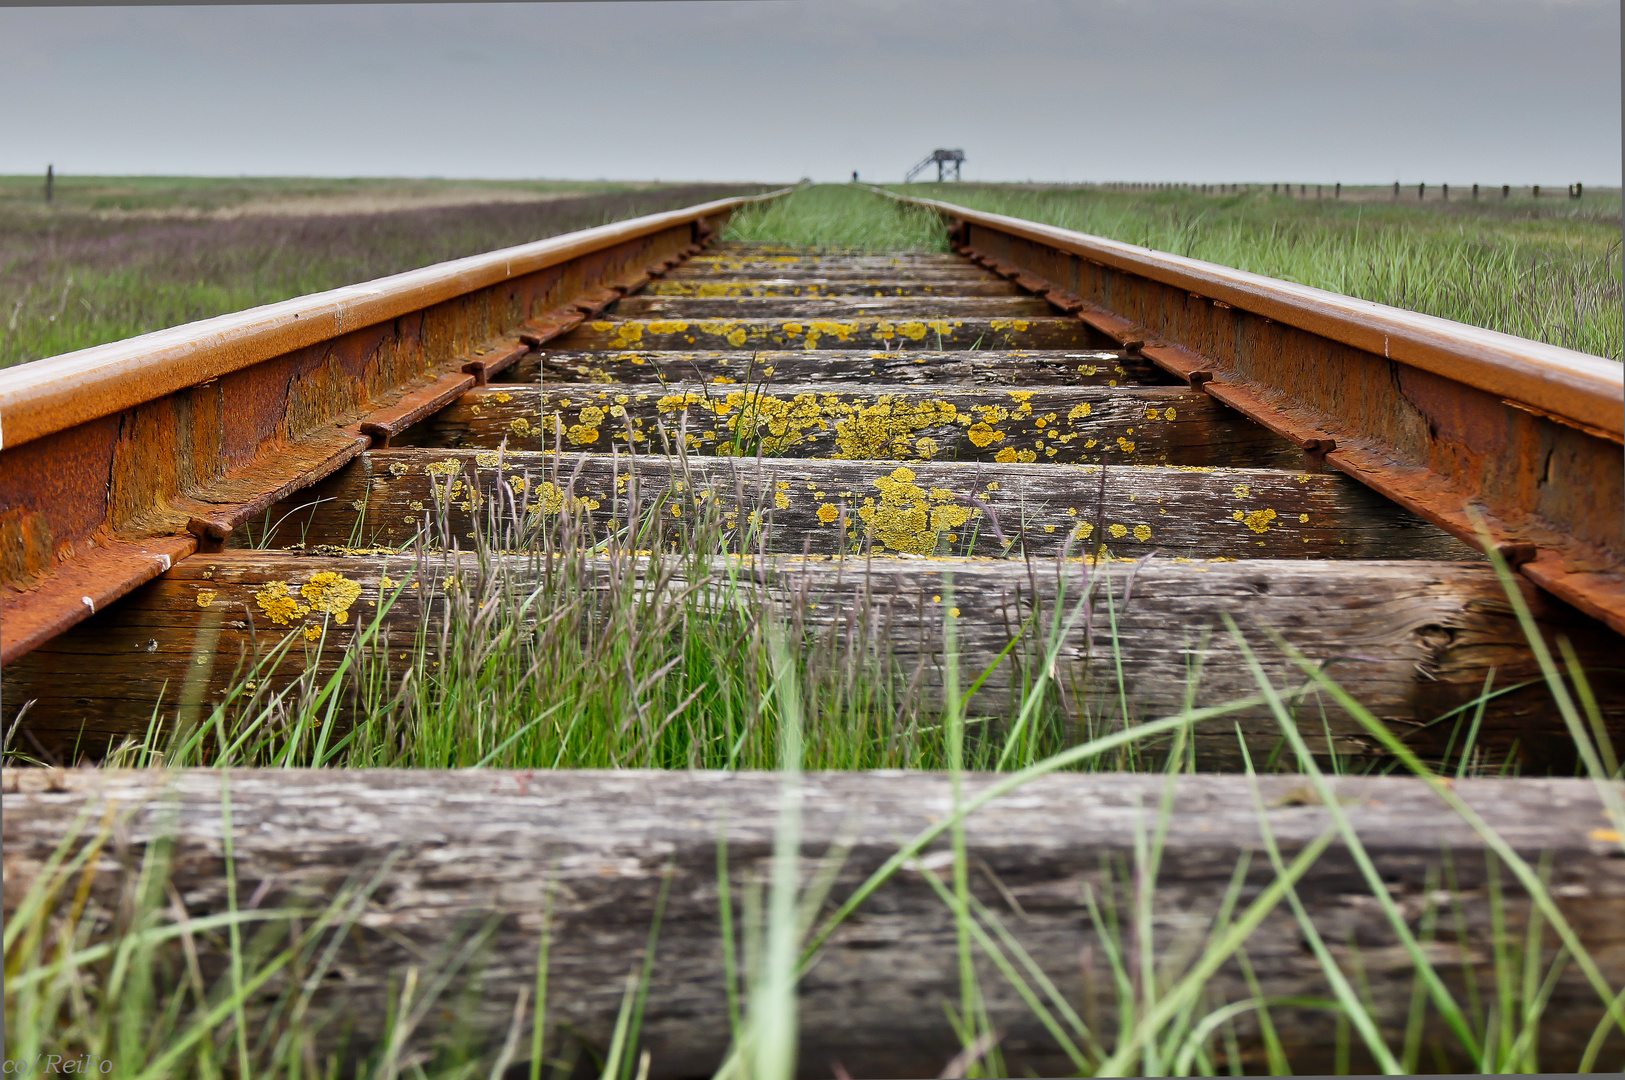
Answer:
xmin=0 ymin=189 xmax=791 ymax=453
xmin=0 ymin=187 xmax=790 ymax=663
xmin=879 ymin=188 xmax=1623 ymax=438
xmin=876 ymin=186 xmax=1624 ymax=633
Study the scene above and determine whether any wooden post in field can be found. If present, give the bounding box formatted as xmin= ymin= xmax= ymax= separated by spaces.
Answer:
xmin=1418 ymin=182 xmax=1425 ymax=200
xmin=44 ymin=164 xmax=53 ymax=204
xmin=1335 ymin=182 xmax=1341 ymax=198
xmin=1442 ymin=183 xmax=1449 ymax=201
xmin=1393 ymin=181 xmax=1400 ymax=199
xmin=1473 ymin=183 xmax=1479 ymax=200
xmin=1533 ymin=185 xmax=1541 ymax=199
xmin=1503 ymin=184 xmax=1510 ymax=198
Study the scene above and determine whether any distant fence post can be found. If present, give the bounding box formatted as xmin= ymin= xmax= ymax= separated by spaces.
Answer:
xmin=1335 ymin=182 xmax=1341 ymax=198
xmin=1442 ymin=183 xmax=1449 ymax=201
xmin=1472 ymin=183 xmax=1479 ymax=200
xmin=1533 ymin=185 xmax=1540 ymax=199
xmin=45 ymin=164 xmax=53 ymax=204
xmin=1393 ymin=181 xmax=1400 ymax=199
xmin=1418 ymin=182 xmax=1425 ymax=200
xmin=1502 ymin=184 xmax=1510 ymax=199
xmin=1570 ymin=182 xmax=1583 ymax=200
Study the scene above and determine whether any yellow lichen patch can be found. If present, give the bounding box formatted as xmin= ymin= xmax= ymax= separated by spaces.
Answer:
xmin=567 ymin=425 xmax=601 ymax=446
xmin=381 ymin=575 xmax=398 ymax=591
xmin=1232 ymin=484 xmax=1251 ymax=499
xmin=475 ymin=451 xmax=501 ymax=468
xmin=195 ymin=589 xmax=216 ymax=608
xmin=914 ymin=437 xmax=940 ymax=459
xmin=1298 ymin=513 xmax=1309 ymax=523
xmin=608 ymin=324 xmax=643 ymax=347
xmin=717 ymin=390 xmax=828 ymax=454
xmin=1233 ymin=508 xmax=1278 ymax=534
xmin=647 ymin=320 xmax=689 ymax=335
xmin=509 ymin=417 xmax=532 ymax=438
xmin=854 ymin=469 xmax=973 ymax=555
xmin=579 ymin=406 xmax=606 ymax=426
xmin=409 ymin=501 xmax=425 ymax=512
xmin=774 ymin=491 xmax=790 ymax=509
xmin=726 ymin=328 xmax=748 ymax=347
xmin=301 ymin=571 xmax=363 ymax=622
xmin=493 ymin=392 xmax=512 ymax=404
xmin=1165 ymin=407 xmax=1177 ymax=420
xmin=967 ymin=422 xmax=1006 ymax=448
xmin=527 ymin=482 xmax=566 ymax=516
xmin=989 ymin=318 xmax=1031 ymax=332
xmin=1075 ymin=522 xmax=1095 ymax=540
xmin=1146 ymin=409 xmax=1161 ymax=420
xmin=609 ymin=404 xmax=626 ymax=418
xmin=1116 ymin=438 xmax=1136 ymax=453
xmin=898 ymin=321 xmax=929 ymax=340
xmin=303 ymin=624 xmax=322 ymax=642
xmin=388 ymin=461 xmax=410 ymax=477
xmin=424 ymin=459 xmax=460 ymax=477
xmin=1133 ymin=524 xmax=1152 ymax=542
xmin=255 ymin=581 xmax=310 ymax=627
xmin=994 ymin=447 xmax=1018 ymax=463
xmin=671 ymin=503 xmax=682 ymax=517
xmin=1108 ymin=523 xmax=1128 ymax=539
xmin=832 ymin=397 xmax=957 ymax=460
xmin=817 ymin=503 xmax=840 ymax=524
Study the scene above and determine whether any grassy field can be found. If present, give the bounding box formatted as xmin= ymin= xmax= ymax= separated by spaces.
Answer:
xmin=725 ymin=183 xmax=1624 ymax=361
xmin=0 ymin=176 xmax=765 ymax=368
xmin=7 ymin=179 xmax=1625 ymax=1077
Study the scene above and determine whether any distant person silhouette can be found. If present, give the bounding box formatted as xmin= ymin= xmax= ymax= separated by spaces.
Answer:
xmin=852 ymin=171 xmax=858 ymax=182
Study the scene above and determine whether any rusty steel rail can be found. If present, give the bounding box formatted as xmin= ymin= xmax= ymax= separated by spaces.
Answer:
xmin=878 ymin=188 xmax=1625 ymax=634
xmin=0 ymin=189 xmax=790 ymax=663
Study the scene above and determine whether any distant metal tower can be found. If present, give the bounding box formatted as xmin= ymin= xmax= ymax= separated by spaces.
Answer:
xmin=905 ymin=149 xmax=965 ymax=183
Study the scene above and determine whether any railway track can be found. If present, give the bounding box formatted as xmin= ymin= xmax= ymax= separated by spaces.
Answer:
xmin=4 ymin=188 xmax=1623 ymax=1074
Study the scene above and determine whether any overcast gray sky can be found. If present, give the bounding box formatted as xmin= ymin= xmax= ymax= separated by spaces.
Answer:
xmin=2 ymin=0 xmax=1619 ymax=185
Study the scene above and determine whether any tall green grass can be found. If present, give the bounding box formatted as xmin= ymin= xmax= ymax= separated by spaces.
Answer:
xmin=10 ymin=577 xmax=1622 ymax=1077
xmin=721 ymin=183 xmax=950 ymax=253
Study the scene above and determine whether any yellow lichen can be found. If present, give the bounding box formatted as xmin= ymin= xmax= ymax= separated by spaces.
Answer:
xmin=509 ymin=418 xmax=532 ymax=438
xmin=994 ymin=448 xmax=1017 ymax=463
xmin=817 ymin=503 xmax=840 ymax=524
xmin=853 ymin=469 xmax=973 ymax=555
xmin=1232 ymin=485 xmax=1251 ymax=499
xmin=195 ymin=589 xmax=216 ymax=608
xmin=301 ymin=571 xmax=362 ymax=621
xmin=566 ymin=425 xmax=600 ymax=445
xmin=579 ymin=406 xmax=606 ymax=426
xmin=967 ymin=422 xmax=1005 ymax=448
xmin=1133 ymin=524 xmax=1152 ymax=542
xmin=476 ymin=451 xmax=501 ymax=468
xmin=1108 ymin=523 xmax=1128 ymax=539
xmin=425 ymin=459 xmax=461 ymax=477
xmin=1299 ymin=513 xmax=1309 ymax=523
xmin=1116 ymin=438 xmax=1136 ymax=453
xmin=255 ymin=581 xmax=309 ymax=627
xmin=1235 ymin=508 xmax=1278 ymax=534
xmin=388 ymin=461 xmax=410 ymax=477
